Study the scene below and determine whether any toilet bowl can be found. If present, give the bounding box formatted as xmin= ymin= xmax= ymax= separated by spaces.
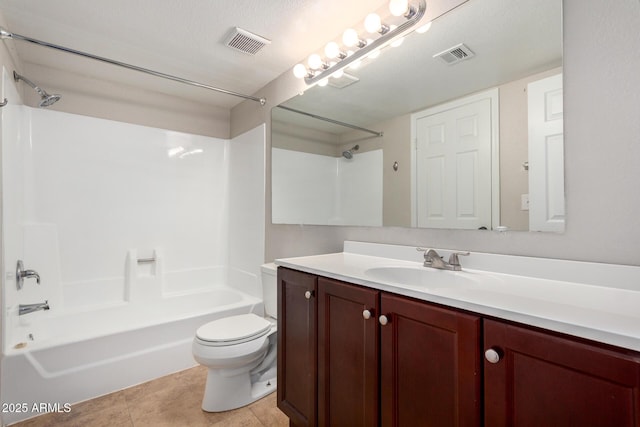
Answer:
xmin=192 ymin=263 xmax=278 ymax=412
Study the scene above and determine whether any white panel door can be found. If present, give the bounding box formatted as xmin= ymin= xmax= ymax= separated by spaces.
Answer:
xmin=528 ymin=74 xmax=565 ymax=232
xmin=414 ymin=98 xmax=493 ymax=229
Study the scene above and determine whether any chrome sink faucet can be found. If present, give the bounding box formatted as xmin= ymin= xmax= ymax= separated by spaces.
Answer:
xmin=416 ymin=248 xmax=470 ymax=271
xmin=19 ymin=300 xmax=50 ymax=316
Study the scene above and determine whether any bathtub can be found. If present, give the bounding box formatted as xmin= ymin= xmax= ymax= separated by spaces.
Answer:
xmin=1 ymin=286 xmax=263 ymax=425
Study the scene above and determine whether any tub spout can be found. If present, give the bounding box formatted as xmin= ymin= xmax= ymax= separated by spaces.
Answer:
xmin=19 ymin=300 xmax=50 ymax=316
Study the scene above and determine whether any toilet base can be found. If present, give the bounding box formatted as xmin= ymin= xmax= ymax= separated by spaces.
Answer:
xmin=201 ymin=369 xmax=277 ymax=412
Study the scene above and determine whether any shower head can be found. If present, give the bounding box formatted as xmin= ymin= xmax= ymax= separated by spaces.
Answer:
xmin=13 ymin=71 xmax=61 ymax=107
xmin=342 ymin=144 xmax=360 ymax=159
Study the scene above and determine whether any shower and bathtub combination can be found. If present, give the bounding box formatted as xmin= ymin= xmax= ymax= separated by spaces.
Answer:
xmin=0 ymin=68 xmax=268 ymax=425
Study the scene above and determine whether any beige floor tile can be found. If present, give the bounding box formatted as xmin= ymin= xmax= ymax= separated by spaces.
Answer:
xmin=65 ymin=393 xmax=129 ymax=420
xmin=11 ymin=366 xmax=289 ymax=427
xmin=49 ymin=405 xmax=132 ymax=427
xmin=13 ymin=393 xmax=133 ymax=427
xmin=122 ymin=370 xmax=191 ymax=404
xmin=249 ymin=393 xmax=288 ymax=427
xmin=174 ymin=365 xmax=207 ymax=386
xmin=126 ymin=383 xmax=245 ymax=427
xmin=11 ymin=412 xmax=59 ymax=427
xmin=209 ymin=410 xmax=264 ymax=427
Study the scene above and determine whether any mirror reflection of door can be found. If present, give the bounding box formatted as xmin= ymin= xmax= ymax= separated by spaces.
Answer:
xmin=412 ymin=89 xmax=498 ymax=229
xmin=527 ymin=73 xmax=564 ymax=232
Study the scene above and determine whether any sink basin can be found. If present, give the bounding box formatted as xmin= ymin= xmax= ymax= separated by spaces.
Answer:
xmin=364 ymin=266 xmax=479 ymax=289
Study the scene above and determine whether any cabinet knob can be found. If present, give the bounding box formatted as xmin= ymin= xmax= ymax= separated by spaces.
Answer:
xmin=379 ymin=315 xmax=389 ymax=326
xmin=485 ymin=348 xmax=502 ymax=364
xmin=363 ymin=309 xmax=372 ymax=320
xmin=304 ymin=290 xmax=314 ymax=300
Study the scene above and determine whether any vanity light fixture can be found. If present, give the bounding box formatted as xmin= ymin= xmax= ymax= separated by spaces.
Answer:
xmin=364 ymin=13 xmax=389 ymax=35
xmin=389 ymin=0 xmax=416 ymax=17
xmin=343 ymin=28 xmax=366 ymax=48
xmin=325 ymin=42 xmax=346 ymax=59
xmin=293 ymin=0 xmax=426 ymax=86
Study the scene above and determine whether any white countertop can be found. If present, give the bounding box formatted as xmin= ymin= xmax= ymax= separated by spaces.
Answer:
xmin=275 ymin=242 xmax=640 ymax=352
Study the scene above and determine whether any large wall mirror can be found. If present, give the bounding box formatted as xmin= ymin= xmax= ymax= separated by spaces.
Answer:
xmin=271 ymin=0 xmax=563 ymax=232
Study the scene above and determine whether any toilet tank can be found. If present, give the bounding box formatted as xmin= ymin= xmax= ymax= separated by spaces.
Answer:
xmin=261 ymin=263 xmax=278 ymax=318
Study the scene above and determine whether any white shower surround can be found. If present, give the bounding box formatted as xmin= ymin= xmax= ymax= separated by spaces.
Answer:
xmin=271 ymin=147 xmax=383 ymax=226
xmin=0 ymin=70 xmax=266 ymax=424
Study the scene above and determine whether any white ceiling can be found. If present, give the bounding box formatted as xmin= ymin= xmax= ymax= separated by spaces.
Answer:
xmin=0 ymin=0 xmax=389 ymax=109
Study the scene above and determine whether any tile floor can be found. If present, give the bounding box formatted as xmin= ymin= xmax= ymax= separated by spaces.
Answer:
xmin=12 ymin=365 xmax=289 ymax=427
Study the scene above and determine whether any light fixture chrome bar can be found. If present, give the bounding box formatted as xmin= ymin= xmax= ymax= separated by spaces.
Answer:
xmin=305 ymin=0 xmax=426 ymax=85
xmin=278 ymin=105 xmax=383 ymax=137
xmin=0 ymin=27 xmax=266 ymax=106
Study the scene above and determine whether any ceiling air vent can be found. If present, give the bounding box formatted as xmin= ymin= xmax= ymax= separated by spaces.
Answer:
xmin=433 ymin=43 xmax=475 ymax=65
xmin=327 ymin=72 xmax=360 ymax=89
xmin=224 ymin=27 xmax=271 ymax=55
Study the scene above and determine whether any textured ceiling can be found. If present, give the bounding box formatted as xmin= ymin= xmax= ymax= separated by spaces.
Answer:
xmin=0 ymin=0 xmax=388 ymax=109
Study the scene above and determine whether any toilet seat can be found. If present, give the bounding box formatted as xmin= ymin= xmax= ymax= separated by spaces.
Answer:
xmin=196 ymin=313 xmax=272 ymax=347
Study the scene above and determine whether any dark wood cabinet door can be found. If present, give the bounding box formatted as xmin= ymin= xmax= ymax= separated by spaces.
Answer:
xmin=484 ymin=319 xmax=640 ymax=427
xmin=277 ymin=268 xmax=318 ymax=427
xmin=380 ymin=293 xmax=482 ymax=427
xmin=317 ymin=278 xmax=380 ymax=427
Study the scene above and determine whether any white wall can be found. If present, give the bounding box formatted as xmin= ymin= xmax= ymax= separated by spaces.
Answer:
xmin=15 ymin=63 xmax=232 ymax=139
xmin=231 ymin=0 xmax=640 ymax=266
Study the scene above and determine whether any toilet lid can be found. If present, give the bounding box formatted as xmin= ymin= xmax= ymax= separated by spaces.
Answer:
xmin=196 ymin=313 xmax=272 ymax=346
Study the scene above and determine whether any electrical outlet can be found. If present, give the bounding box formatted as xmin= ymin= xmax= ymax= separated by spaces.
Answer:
xmin=521 ymin=194 xmax=530 ymax=211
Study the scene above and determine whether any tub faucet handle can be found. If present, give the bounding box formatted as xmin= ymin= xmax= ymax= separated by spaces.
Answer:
xmin=16 ymin=260 xmax=41 ymax=290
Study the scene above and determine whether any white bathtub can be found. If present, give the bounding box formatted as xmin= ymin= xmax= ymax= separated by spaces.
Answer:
xmin=1 ymin=286 xmax=263 ymax=425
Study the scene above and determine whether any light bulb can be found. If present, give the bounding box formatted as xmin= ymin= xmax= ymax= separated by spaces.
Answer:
xmin=416 ymin=21 xmax=432 ymax=34
xmin=325 ymin=42 xmax=340 ymax=59
xmin=317 ymin=78 xmax=329 ymax=87
xmin=308 ymin=54 xmax=323 ymax=70
xmin=293 ymin=63 xmax=308 ymax=79
xmin=364 ymin=13 xmax=382 ymax=33
xmin=389 ymin=0 xmax=409 ymax=16
xmin=342 ymin=28 xmax=359 ymax=47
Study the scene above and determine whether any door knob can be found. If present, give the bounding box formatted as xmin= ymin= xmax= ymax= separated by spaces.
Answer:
xmin=485 ymin=348 xmax=502 ymax=364
xmin=379 ymin=315 xmax=389 ymax=325
xmin=363 ymin=309 xmax=372 ymax=320
xmin=304 ymin=290 xmax=314 ymax=299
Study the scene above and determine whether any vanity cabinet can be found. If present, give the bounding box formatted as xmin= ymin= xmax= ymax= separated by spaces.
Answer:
xmin=277 ymin=268 xmax=482 ymax=427
xmin=278 ymin=267 xmax=640 ymax=426
xmin=317 ymin=277 xmax=380 ymax=426
xmin=277 ymin=268 xmax=317 ymax=427
xmin=483 ymin=319 xmax=640 ymax=427
xmin=380 ymin=292 xmax=481 ymax=426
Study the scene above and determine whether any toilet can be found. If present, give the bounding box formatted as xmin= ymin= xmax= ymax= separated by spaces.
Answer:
xmin=192 ymin=263 xmax=278 ymax=412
